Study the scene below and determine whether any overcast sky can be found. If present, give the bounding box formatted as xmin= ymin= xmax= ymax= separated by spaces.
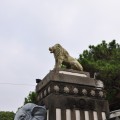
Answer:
xmin=0 ymin=0 xmax=120 ymax=112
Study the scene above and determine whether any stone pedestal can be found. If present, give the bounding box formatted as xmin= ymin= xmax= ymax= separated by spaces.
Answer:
xmin=36 ymin=69 xmax=109 ymax=120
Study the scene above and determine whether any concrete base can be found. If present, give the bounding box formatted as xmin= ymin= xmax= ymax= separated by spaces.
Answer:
xmin=36 ymin=69 xmax=109 ymax=120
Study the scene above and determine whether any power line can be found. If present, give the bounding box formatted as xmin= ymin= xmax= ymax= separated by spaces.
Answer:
xmin=0 ymin=83 xmax=35 ymax=86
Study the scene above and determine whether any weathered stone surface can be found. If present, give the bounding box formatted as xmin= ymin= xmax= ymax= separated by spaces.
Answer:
xmin=36 ymin=69 xmax=95 ymax=92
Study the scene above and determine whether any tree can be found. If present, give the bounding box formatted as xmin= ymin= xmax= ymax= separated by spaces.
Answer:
xmin=78 ymin=40 xmax=120 ymax=110
xmin=24 ymin=91 xmax=37 ymax=104
xmin=0 ymin=111 xmax=15 ymax=120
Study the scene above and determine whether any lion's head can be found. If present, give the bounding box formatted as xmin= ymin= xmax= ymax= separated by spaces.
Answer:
xmin=49 ymin=44 xmax=69 ymax=59
xmin=49 ymin=44 xmax=62 ymax=53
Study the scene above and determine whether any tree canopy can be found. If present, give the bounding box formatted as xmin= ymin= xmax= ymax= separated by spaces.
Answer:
xmin=0 ymin=111 xmax=15 ymax=120
xmin=78 ymin=40 xmax=120 ymax=110
xmin=24 ymin=91 xmax=37 ymax=105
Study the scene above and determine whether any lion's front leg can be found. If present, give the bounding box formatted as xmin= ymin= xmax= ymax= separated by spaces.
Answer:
xmin=54 ymin=59 xmax=62 ymax=69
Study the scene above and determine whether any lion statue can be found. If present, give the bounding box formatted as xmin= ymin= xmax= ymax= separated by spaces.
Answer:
xmin=49 ymin=43 xmax=83 ymax=71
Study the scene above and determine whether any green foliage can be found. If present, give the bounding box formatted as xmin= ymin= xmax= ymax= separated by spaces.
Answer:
xmin=78 ymin=40 xmax=120 ymax=104
xmin=0 ymin=111 xmax=15 ymax=120
xmin=24 ymin=91 xmax=37 ymax=104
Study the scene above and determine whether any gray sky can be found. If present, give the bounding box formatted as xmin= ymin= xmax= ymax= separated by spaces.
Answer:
xmin=0 ymin=0 xmax=120 ymax=112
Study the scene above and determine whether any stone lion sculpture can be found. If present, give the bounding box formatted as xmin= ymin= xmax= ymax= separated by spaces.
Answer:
xmin=49 ymin=43 xmax=83 ymax=71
